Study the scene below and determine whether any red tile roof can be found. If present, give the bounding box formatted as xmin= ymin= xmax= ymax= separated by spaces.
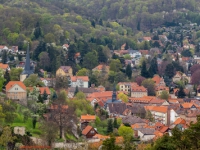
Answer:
xmin=152 ymin=75 xmax=161 ymax=85
xmin=81 ymin=114 xmax=96 ymax=121
xmin=71 ymin=76 xmax=89 ymax=82
xmin=145 ymin=106 xmax=168 ymax=113
xmin=82 ymin=125 xmax=93 ymax=135
xmin=0 ymin=63 xmax=9 ymax=70
xmin=131 ymin=85 xmax=147 ymax=92
xmin=6 ymin=81 xmax=26 ymax=91
xmin=143 ymin=37 xmax=152 ymax=41
xmin=174 ymin=118 xmax=186 ymax=125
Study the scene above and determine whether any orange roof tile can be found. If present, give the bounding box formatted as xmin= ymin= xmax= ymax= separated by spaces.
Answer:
xmin=93 ymin=134 xmax=109 ymax=140
xmin=181 ymin=103 xmax=196 ymax=109
xmin=152 ymin=75 xmax=161 ymax=85
xmin=0 ymin=63 xmax=9 ymax=70
xmin=145 ymin=106 xmax=168 ymax=113
xmin=93 ymin=64 xmax=109 ymax=71
xmin=156 ymin=86 xmax=169 ymax=91
xmin=158 ymin=126 xmax=169 ymax=133
xmin=81 ymin=114 xmax=96 ymax=121
xmin=143 ymin=37 xmax=151 ymax=41
xmin=82 ymin=125 xmax=93 ymax=135
xmin=39 ymin=87 xmax=51 ymax=95
xmin=71 ymin=76 xmax=89 ymax=82
xmin=174 ymin=118 xmax=186 ymax=125
xmin=131 ymin=85 xmax=147 ymax=92
xmin=6 ymin=81 xmax=26 ymax=91
xmin=139 ymin=50 xmax=149 ymax=55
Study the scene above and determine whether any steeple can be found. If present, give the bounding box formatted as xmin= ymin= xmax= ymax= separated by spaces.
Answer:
xmin=22 ymin=42 xmax=33 ymax=75
xmin=112 ymin=82 xmax=117 ymax=102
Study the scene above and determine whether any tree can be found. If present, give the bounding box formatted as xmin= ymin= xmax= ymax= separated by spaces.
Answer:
xmin=142 ymin=79 xmax=155 ymax=96
xmin=190 ymin=64 xmax=200 ymax=75
xmin=145 ymin=110 xmax=154 ymax=122
xmin=4 ymin=69 xmax=10 ymax=86
xmin=23 ymin=109 xmax=31 ymax=123
xmin=117 ymin=93 xmax=128 ymax=103
xmin=165 ymin=63 xmax=175 ymax=79
xmin=74 ymin=86 xmax=79 ymax=96
xmin=76 ymin=68 xmax=89 ymax=76
xmin=98 ymin=47 xmax=107 ymax=63
xmin=34 ymin=21 xmax=42 ymax=39
xmin=44 ymin=33 xmax=55 ymax=43
xmin=102 ymin=135 xmax=122 ymax=150
xmin=0 ymin=69 xmax=5 ymax=91
xmin=125 ymin=64 xmax=132 ymax=79
xmin=113 ymin=118 xmax=118 ymax=129
xmin=107 ymin=119 xmax=113 ymax=134
xmin=135 ymin=76 xmax=146 ymax=86
xmin=40 ymin=120 xmax=58 ymax=146
xmin=0 ymin=126 xmax=16 ymax=149
xmin=148 ymin=57 xmax=158 ymax=77
xmin=23 ymin=74 xmax=44 ymax=87
xmin=49 ymin=104 xmax=77 ymax=139
xmin=1 ymin=51 xmax=7 ymax=64
xmin=141 ymin=61 xmax=149 ymax=78
xmin=83 ymin=52 xmax=98 ymax=70
xmin=109 ymin=59 xmax=122 ymax=72
xmin=38 ymin=52 xmax=50 ymax=70
xmin=55 ymin=76 xmax=69 ymax=90
xmin=191 ymin=69 xmax=200 ymax=85
xmin=43 ymin=90 xmax=48 ymax=101
xmin=177 ymin=87 xmax=186 ymax=98
xmin=38 ymin=94 xmax=43 ymax=103
xmin=160 ymin=90 xmax=169 ymax=100
xmin=10 ymin=68 xmax=23 ymax=81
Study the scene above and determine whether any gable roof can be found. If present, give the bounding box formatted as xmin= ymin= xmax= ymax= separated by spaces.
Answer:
xmin=152 ymin=75 xmax=162 ymax=85
xmin=27 ymin=87 xmax=51 ymax=95
xmin=6 ymin=81 xmax=26 ymax=91
xmin=135 ymin=128 xmax=155 ymax=135
xmin=59 ymin=66 xmax=72 ymax=73
xmin=181 ymin=103 xmax=196 ymax=109
xmin=71 ymin=76 xmax=89 ymax=82
xmin=145 ymin=106 xmax=168 ymax=113
xmin=174 ymin=118 xmax=186 ymax=125
xmin=82 ymin=125 xmax=95 ymax=135
xmin=131 ymin=85 xmax=147 ymax=92
xmin=92 ymin=64 xmax=109 ymax=71
xmin=122 ymin=116 xmax=146 ymax=125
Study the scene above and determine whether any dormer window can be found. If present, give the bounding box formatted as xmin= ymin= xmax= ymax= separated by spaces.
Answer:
xmin=15 ymin=88 xmax=18 ymax=90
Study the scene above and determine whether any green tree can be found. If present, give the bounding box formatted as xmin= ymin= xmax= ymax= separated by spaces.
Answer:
xmin=141 ymin=61 xmax=149 ymax=78
xmin=38 ymin=94 xmax=43 ymax=103
xmin=113 ymin=118 xmax=118 ymax=129
xmin=107 ymin=119 xmax=113 ymax=134
xmin=1 ymin=51 xmax=7 ymax=64
xmin=83 ymin=52 xmax=98 ymax=70
xmin=160 ymin=90 xmax=169 ymax=100
xmin=117 ymin=93 xmax=128 ymax=103
xmin=102 ymin=134 xmax=122 ymax=150
xmin=43 ymin=89 xmax=48 ymax=101
xmin=0 ymin=126 xmax=16 ymax=149
xmin=4 ymin=69 xmax=10 ymax=86
xmin=142 ymin=79 xmax=155 ymax=96
xmin=76 ymin=68 xmax=89 ymax=76
xmin=74 ymin=86 xmax=79 ymax=96
xmin=34 ymin=21 xmax=42 ymax=39
xmin=178 ymin=87 xmax=186 ymax=98
xmin=109 ymin=59 xmax=122 ymax=72
xmin=44 ymin=33 xmax=55 ymax=43
xmin=23 ymin=109 xmax=31 ymax=123
xmin=0 ymin=69 xmax=5 ymax=91
xmin=165 ymin=63 xmax=175 ymax=79
xmin=23 ymin=74 xmax=44 ymax=87
xmin=148 ymin=57 xmax=158 ymax=77
xmin=75 ymin=91 xmax=86 ymax=99
xmin=98 ymin=47 xmax=107 ymax=63
xmin=10 ymin=68 xmax=23 ymax=81
xmin=125 ymin=64 xmax=132 ymax=79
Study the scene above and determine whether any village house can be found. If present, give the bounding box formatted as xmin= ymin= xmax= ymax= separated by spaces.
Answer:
xmin=0 ymin=45 xmax=9 ymax=52
xmin=40 ymin=78 xmax=55 ymax=87
xmin=127 ymin=48 xmax=142 ymax=59
xmin=134 ymin=128 xmax=155 ymax=142
xmin=68 ymin=87 xmax=98 ymax=98
xmin=155 ymin=86 xmax=169 ymax=97
xmin=107 ymin=103 xmax=127 ymax=117
xmin=70 ymin=76 xmax=89 ymax=88
xmin=82 ymin=125 xmax=98 ymax=139
xmin=80 ymin=115 xmax=96 ymax=130
xmin=56 ymin=66 xmax=73 ymax=77
xmin=118 ymin=82 xmax=137 ymax=92
xmin=152 ymin=75 xmax=166 ymax=87
xmin=62 ymin=44 xmax=69 ymax=50
xmin=172 ymin=71 xmax=188 ymax=83
xmin=131 ymin=85 xmax=147 ymax=98
xmin=6 ymin=81 xmax=27 ymax=104
xmin=27 ymin=86 xmax=51 ymax=99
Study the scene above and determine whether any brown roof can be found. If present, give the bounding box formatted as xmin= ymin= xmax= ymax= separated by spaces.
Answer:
xmin=71 ymin=76 xmax=89 ymax=82
xmin=93 ymin=64 xmax=110 ymax=71
xmin=139 ymin=50 xmax=149 ymax=55
xmin=143 ymin=37 xmax=152 ymax=41
xmin=82 ymin=125 xmax=93 ymax=135
xmin=131 ymin=85 xmax=147 ymax=92
xmin=6 ymin=81 xmax=26 ymax=91
xmin=152 ymin=75 xmax=161 ymax=85
xmin=59 ymin=66 xmax=72 ymax=73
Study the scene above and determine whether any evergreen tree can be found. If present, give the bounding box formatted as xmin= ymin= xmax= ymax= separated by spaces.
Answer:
xmin=107 ymin=119 xmax=113 ymax=134
xmin=2 ymin=51 xmax=7 ymax=64
xmin=113 ymin=118 xmax=118 ymax=129
xmin=34 ymin=21 xmax=42 ymax=39
xmin=125 ymin=42 xmax=129 ymax=50
xmin=91 ymin=20 xmax=95 ymax=28
xmin=137 ymin=20 xmax=140 ymax=31
xmin=4 ymin=69 xmax=10 ymax=86
xmin=74 ymin=86 xmax=79 ymax=96
xmin=43 ymin=89 xmax=48 ymax=101
xmin=125 ymin=64 xmax=132 ymax=79
xmin=67 ymin=44 xmax=76 ymax=62
xmin=99 ymin=18 xmax=103 ymax=26
xmin=178 ymin=87 xmax=186 ymax=98
xmin=148 ymin=56 xmax=158 ymax=77
xmin=141 ymin=61 xmax=149 ymax=78
xmin=195 ymin=43 xmax=200 ymax=53
xmin=33 ymin=41 xmax=46 ymax=60
xmin=98 ymin=47 xmax=107 ymax=63
xmin=38 ymin=94 xmax=43 ymax=103
xmin=165 ymin=63 xmax=175 ymax=79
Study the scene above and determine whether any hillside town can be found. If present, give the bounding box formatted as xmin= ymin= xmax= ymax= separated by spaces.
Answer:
xmin=1 ymin=22 xmax=200 ymax=149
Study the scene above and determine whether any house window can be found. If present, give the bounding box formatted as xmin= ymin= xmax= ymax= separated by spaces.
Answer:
xmin=90 ymin=130 xmax=94 ymax=134
xmin=15 ymin=88 xmax=18 ymax=90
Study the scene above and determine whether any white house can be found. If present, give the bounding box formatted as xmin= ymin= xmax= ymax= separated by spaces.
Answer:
xmin=0 ymin=45 xmax=9 ymax=52
xmin=135 ymin=128 xmax=155 ymax=141
xmin=70 ymin=76 xmax=89 ymax=88
xmin=128 ymin=49 xmax=142 ymax=58
xmin=40 ymin=78 xmax=55 ymax=87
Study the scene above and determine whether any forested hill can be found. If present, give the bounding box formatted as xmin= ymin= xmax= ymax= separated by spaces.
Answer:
xmin=1 ymin=0 xmax=200 ymax=47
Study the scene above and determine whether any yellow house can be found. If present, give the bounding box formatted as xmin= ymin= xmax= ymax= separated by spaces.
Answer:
xmin=56 ymin=66 xmax=73 ymax=77
xmin=155 ymin=86 xmax=169 ymax=97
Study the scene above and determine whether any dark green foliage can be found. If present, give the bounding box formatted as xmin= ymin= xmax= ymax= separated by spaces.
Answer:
xmin=38 ymin=94 xmax=43 ymax=103
xmin=107 ymin=119 xmax=113 ymax=134
xmin=181 ymin=50 xmax=192 ymax=57
xmin=74 ymin=86 xmax=79 ymax=96
xmin=34 ymin=22 xmax=42 ymax=39
xmin=125 ymin=42 xmax=129 ymax=50
xmin=33 ymin=41 xmax=46 ymax=61
xmin=98 ymin=47 xmax=107 ymax=63
xmin=67 ymin=44 xmax=76 ymax=63
xmin=178 ymin=87 xmax=186 ymax=98
xmin=91 ymin=20 xmax=95 ymax=28
xmin=113 ymin=118 xmax=118 ymax=129
xmin=102 ymin=134 xmax=122 ymax=150
xmin=4 ymin=69 xmax=10 ymax=86
xmin=165 ymin=63 xmax=175 ymax=79
xmin=141 ymin=61 xmax=149 ymax=78
xmin=1 ymin=51 xmax=7 ymax=64
xmin=43 ymin=90 xmax=48 ymax=101
xmin=125 ymin=64 xmax=132 ymax=79
xmin=83 ymin=51 xmax=98 ymax=70
xmin=148 ymin=57 xmax=158 ymax=77
xmin=32 ymin=116 xmax=37 ymax=129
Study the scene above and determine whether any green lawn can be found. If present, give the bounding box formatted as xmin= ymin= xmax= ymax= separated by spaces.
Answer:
xmin=11 ymin=105 xmax=42 ymax=137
